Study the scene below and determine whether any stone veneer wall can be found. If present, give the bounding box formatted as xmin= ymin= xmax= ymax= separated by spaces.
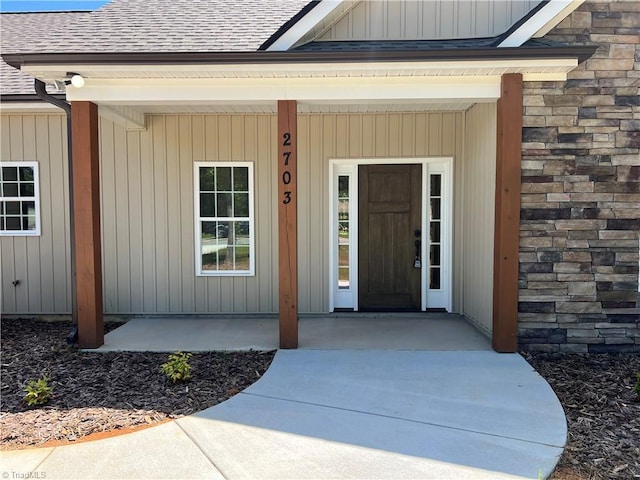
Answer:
xmin=519 ymin=1 xmax=639 ymax=352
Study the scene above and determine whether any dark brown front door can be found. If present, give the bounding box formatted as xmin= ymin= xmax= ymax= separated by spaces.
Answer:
xmin=358 ymin=164 xmax=422 ymax=310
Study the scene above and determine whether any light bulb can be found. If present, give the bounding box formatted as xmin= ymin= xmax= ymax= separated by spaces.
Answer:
xmin=70 ymin=74 xmax=85 ymax=88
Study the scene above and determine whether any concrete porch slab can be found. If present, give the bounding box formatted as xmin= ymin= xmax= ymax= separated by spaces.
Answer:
xmin=98 ymin=314 xmax=491 ymax=352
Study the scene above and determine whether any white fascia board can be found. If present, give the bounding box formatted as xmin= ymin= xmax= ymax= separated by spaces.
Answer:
xmin=266 ymin=0 xmax=345 ymax=51
xmin=66 ymin=76 xmax=502 ymax=104
xmin=24 ymin=58 xmax=578 ymax=81
xmin=497 ymin=0 xmax=582 ymax=48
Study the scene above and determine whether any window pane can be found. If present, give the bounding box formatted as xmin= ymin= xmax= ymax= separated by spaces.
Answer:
xmin=430 ymin=267 xmax=441 ymax=290
xmin=0 ymin=217 xmax=4 ymax=230
xmin=430 ymin=221 xmax=441 ymax=243
xmin=6 ymin=217 xmax=21 ymax=230
xmin=2 ymin=167 xmax=17 ymax=181
xmin=218 ymin=246 xmax=234 ymax=270
xmin=5 ymin=201 xmax=19 ymax=215
xmin=19 ymin=167 xmax=34 ymax=182
xmin=200 ymin=193 xmax=215 ymax=217
xmin=216 ymin=221 xmax=229 ymax=240
xmin=430 ymin=198 xmax=441 ymax=220
xmin=233 ymin=192 xmax=249 ymax=217
xmin=216 ymin=193 xmax=232 ymax=216
xmin=22 ymin=216 xmax=36 ymax=230
xmin=338 ymin=267 xmax=349 ymax=289
xmin=430 ymin=245 xmax=441 ymax=266
xmin=338 ymin=176 xmax=349 ymax=198
xmin=339 ymin=245 xmax=349 ymax=267
xmin=234 ymin=245 xmax=250 ymax=271
xmin=199 ymin=167 xmax=215 ymax=192
xmin=338 ymin=221 xmax=349 ymax=244
xmin=430 ymin=174 xmax=441 ymax=197
xmin=338 ymin=199 xmax=349 ymax=221
xmin=3 ymin=183 xmax=18 ymax=197
xmin=216 ymin=167 xmax=231 ymax=191
xmin=235 ymin=221 xmax=250 ymax=240
xmin=21 ymin=201 xmax=35 ymax=215
xmin=20 ymin=183 xmax=34 ymax=197
xmin=233 ymin=167 xmax=248 ymax=191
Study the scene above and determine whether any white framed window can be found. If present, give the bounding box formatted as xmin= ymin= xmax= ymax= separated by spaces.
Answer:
xmin=0 ymin=162 xmax=40 ymax=236
xmin=194 ymin=162 xmax=255 ymax=276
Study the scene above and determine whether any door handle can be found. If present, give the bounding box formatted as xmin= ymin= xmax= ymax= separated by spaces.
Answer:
xmin=414 ymin=239 xmax=421 ymax=268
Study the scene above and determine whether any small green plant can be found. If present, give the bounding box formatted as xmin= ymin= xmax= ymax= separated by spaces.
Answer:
xmin=23 ymin=376 xmax=53 ymax=406
xmin=161 ymin=352 xmax=193 ymax=383
xmin=634 ymin=372 xmax=640 ymax=400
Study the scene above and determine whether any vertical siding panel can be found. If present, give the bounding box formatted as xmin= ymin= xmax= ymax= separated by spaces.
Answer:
xmin=269 ymin=115 xmax=279 ymax=310
xmin=153 ymin=116 xmax=169 ymax=312
xmin=22 ymin=116 xmax=42 ymax=312
xmin=243 ymin=115 xmax=259 ymax=311
xmin=374 ymin=114 xmax=387 ymax=157
xmin=414 ymin=113 xmax=427 ymax=156
xmin=404 ymin=0 xmax=419 ymax=38
xmin=100 ymin=119 xmax=117 ymax=312
xmin=10 ymin=117 xmax=29 ymax=312
xmin=193 ymin=115 xmax=208 ymax=312
xmin=401 ymin=113 xmax=415 ymax=157
xmin=441 ymin=112 xmax=456 ymax=155
xmin=298 ymin=115 xmax=310 ymax=313
xmin=48 ymin=115 xmax=69 ymax=312
xmin=178 ymin=116 xmax=195 ymax=313
xmin=428 ymin=113 xmax=442 ymax=155
xmin=453 ymin=112 xmax=465 ymax=313
xmin=388 ymin=114 xmax=401 ymax=157
xmin=165 ymin=116 xmax=182 ymax=312
xmin=126 ymin=129 xmax=144 ymax=312
xmin=256 ymin=115 xmax=273 ymax=312
xmin=307 ymin=114 xmax=325 ymax=312
xmin=140 ymin=117 xmax=156 ymax=312
xmin=361 ymin=114 xmax=375 ymax=157
xmin=35 ymin=115 xmax=54 ymax=311
xmin=348 ymin=115 xmax=361 ymax=158
xmin=113 ymin=122 xmax=131 ymax=312
xmin=335 ymin=115 xmax=348 ymax=157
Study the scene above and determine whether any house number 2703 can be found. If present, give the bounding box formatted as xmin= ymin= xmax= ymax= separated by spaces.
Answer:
xmin=282 ymin=132 xmax=293 ymax=204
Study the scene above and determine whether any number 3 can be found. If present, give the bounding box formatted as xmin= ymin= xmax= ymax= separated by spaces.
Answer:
xmin=283 ymin=191 xmax=292 ymax=204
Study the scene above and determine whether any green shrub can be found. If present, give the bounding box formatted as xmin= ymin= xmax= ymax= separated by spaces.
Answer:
xmin=161 ymin=352 xmax=193 ymax=383
xmin=23 ymin=376 xmax=53 ymax=406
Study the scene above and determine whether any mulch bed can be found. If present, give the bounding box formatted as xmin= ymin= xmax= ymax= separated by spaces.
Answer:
xmin=1 ymin=318 xmax=639 ymax=480
xmin=0 ymin=318 xmax=274 ymax=450
xmin=523 ymin=352 xmax=640 ymax=480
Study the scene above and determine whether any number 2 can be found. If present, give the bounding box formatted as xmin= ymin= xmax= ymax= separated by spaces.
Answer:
xmin=282 ymin=132 xmax=291 ymax=146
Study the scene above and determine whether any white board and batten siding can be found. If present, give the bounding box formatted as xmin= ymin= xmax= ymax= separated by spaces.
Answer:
xmin=316 ymin=0 xmax=543 ymax=41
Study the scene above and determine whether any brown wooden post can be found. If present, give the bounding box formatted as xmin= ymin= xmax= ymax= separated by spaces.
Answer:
xmin=492 ymin=73 xmax=523 ymax=353
xmin=278 ymin=100 xmax=298 ymax=348
xmin=71 ymin=101 xmax=104 ymax=348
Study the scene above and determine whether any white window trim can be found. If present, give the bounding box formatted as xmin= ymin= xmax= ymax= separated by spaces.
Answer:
xmin=0 ymin=161 xmax=41 ymax=237
xmin=328 ymin=158 xmax=453 ymax=312
xmin=193 ymin=161 xmax=255 ymax=277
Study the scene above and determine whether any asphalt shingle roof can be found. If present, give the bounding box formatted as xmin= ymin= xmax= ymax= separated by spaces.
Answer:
xmin=1 ymin=1 xmax=312 ymax=95
xmin=1 ymin=11 xmax=89 ymax=95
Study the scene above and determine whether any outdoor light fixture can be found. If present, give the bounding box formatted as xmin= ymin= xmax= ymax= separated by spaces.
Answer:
xmin=53 ymin=72 xmax=85 ymax=90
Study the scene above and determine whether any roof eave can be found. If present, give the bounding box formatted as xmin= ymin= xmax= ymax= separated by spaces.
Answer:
xmin=3 ymin=45 xmax=597 ymax=69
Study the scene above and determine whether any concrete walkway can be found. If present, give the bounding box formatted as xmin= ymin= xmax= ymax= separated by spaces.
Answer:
xmin=1 ymin=349 xmax=566 ymax=479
